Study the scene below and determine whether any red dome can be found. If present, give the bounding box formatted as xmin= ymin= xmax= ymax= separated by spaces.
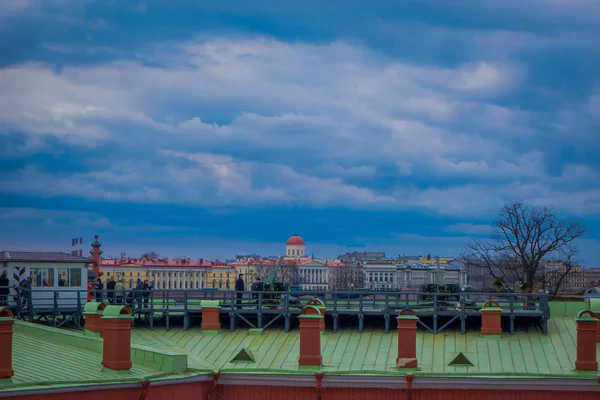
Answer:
xmin=286 ymin=233 xmax=305 ymax=246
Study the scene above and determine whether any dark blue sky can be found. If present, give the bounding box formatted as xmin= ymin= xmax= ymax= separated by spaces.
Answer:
xmin=1 ymin=0 xmax=599 ymax=264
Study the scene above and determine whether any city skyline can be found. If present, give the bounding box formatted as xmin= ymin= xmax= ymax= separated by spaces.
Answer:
xmin=1 ymin=1 xmax=599 ymax=265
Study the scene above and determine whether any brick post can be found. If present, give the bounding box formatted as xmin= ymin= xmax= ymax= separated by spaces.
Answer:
xmin=201 ymin=300 xmax=221 ymax=332
xmin=298 ymin=306 xmax=323 ymax=366
xmin=396 ymin=309 xmax=419 ymax=368
xmin=481 ymin=300 xmax=502 ymax=336
xmin=0 ymin=308 xmax=15 ymax=380
xmin=101 ymin=305 xmax=133 ymax=371
xmin=575 ymin=310 xmax=598 ymax=371
xmin=83 ymin=301 xmax=106 ymax=337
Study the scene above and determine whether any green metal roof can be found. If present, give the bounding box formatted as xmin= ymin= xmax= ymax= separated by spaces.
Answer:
xmin=3 ymin=314 xmax=599 ymax=394
xmin=131 ymin=317 xmax=600 ymax=379
xmin=2 ymin=321 xmax=211 ymax=393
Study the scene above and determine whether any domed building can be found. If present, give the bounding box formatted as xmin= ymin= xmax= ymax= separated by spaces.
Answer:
xmin=285 ymin=233 xmax=307 ymax=258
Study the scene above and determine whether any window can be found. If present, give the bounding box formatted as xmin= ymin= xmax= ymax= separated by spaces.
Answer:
xmin=58 ymin=268 xmax=69 ymax=287
xmin=70 ymin=268 xmax=82 ymax=287
xmin=31 ymin=268 xmax=55 ymax=287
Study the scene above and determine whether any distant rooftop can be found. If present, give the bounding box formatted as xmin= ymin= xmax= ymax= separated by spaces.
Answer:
xmin=0 ymin=251 xmax=90 ymax=263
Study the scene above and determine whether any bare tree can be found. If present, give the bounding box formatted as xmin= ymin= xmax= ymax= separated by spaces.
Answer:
xmin=463 ymin=202 xmax=585 ymax=296
xmin=329 ymin=265 xmax=365 ymax=290
xmin=253 ymin=260 xmax=276 ymax=281
xmin=278 ymin=260 xmax=298 ymax=284
xmin=141 ymin=252 xmax=160 ymax=260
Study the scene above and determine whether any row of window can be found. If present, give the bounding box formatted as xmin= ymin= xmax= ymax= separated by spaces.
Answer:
xmin=30 ymin=268 xmax=82 ymax=288
xmin=287 ymin=249 xmax=304 ymax=256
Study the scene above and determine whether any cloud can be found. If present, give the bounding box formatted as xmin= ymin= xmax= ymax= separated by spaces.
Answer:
xmin=0 ymin=35 xmax=598 ymax=217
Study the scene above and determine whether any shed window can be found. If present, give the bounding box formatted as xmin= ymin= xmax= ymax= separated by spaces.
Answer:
xmin=30 ymin=268 xmax=55 ymax=287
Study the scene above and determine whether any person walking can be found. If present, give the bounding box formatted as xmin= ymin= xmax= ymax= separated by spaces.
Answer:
xmin=0 ymin=270 xmax=9 ymax=306
xmin=235 ymin=274 xmax=245 ymax=309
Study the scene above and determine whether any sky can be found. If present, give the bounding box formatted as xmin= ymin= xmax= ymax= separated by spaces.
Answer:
xmin=1 ymin=0 xmax=599 ymax=264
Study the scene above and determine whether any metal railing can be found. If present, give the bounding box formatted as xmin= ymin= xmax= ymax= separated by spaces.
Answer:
xmin=0 ymin=286 xmax=549 ymax=334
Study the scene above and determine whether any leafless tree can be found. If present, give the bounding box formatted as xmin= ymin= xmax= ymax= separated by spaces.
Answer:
xmin=462 ymin=201 xmax=585 ymax=296
xmin=329 ymin=265 xmax=365 ymax=290
xmin=278 ymin=260 xmax=298 ymax=284
xmin=252 ymin=260 xmax=276 ymax=281
xmin=141 ymin=252 xmax=160 ymax=260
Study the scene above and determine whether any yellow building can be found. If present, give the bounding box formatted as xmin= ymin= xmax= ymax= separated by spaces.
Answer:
xmin=99 ymin=258 xmax=236 ymax=290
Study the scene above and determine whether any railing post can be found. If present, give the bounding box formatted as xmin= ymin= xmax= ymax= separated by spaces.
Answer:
xmin=27 ymin=288 xmax=33 ymax=323
xmin=433 ymin=293 xmax=438 ymax=334
xmin=284 ymin=292 xmax=290 ymax=332
xmin=15 ymin=287 xmax=22 ymax=319
xmin=258 ymin=292 xmax=263 ymax=329
xmin=509 ymin=294 xmax=515 ymax=335
xmin=53 ymin=291 xmax=59 ymax=325
xmin=460 ymin=293 xmax=466 ymax=334
xmin=183 ymin=290 xmax=189 ymax=330
xmin=165 ymin=289 xmax=170 ymax=331
xmin=76 ymin=290 xmax=82 ymax=329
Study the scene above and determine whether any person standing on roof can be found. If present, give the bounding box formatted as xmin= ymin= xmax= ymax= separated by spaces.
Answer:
xmin=106 ymin=276 xmax=116 ymax=304
xmin=134 ymin=278 xmax=144 ymax=309
xmin=20 ymin=277 xmax=32 ymax=311
xmin=142 ymin=279 xmax=152 ymax=308
xmin=251 ymin=277 xmax=263 ymax=300
xmin=235 ymin=274 xmax=245 ymax=309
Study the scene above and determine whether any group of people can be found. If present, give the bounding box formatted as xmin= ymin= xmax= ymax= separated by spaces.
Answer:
xmin=234 ymin=274 xmax=265 ymax=309
xmin=90 ymin=277 xmax=153 ymax=308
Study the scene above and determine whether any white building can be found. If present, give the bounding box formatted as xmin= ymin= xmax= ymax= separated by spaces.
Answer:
xmin=363 ymin=262 xmax=398 ymax=290
xmin=284 ymin=233 xmax=307 ymax=258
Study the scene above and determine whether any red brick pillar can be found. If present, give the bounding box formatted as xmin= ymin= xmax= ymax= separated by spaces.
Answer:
xmin=101 ymin=305 xmax=133 ymax=371
xmin=575 ymin=310 xmax=598 ymax=371
xmin=306 ymin=298 xmax=326 ymax=332
xmin=481 ymin=300 xmax=502 ymax=336
xmin=298 ymin=306 xmax=323 ymax=366
xmin=0 ymin=308 xmax=15 ymax=380
xmin=396 ymin=309 xmax=419 ymax=368
xmin=201 ymin=300 xmax=221 ymax=332
xmin=83 ymin=301 xmax=106 ymax=337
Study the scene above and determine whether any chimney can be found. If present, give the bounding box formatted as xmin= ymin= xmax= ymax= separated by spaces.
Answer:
xmin=306 ymin=298 xmax=326 ymax=332
xmin=91 ymin=235 xmax=102 ymax=278
xmin=0 ymin=308 xmax=14 ymax=380
xmin=298 ymin=306 xmax=323 ymax=366
xmin=83 ymin=301 xmax=106 ymax=337
xmin=480 ymin=300 xmax=502 ymax=336
xmin=201 ymin=300 xmax=221 ymax=333
xmin=101 ymin=306 xmax=133 ymax=371
xmin=396 ymin=309 xmax=419 ymax=368
xmin=575 ymin=310 xmax=598 ymax=371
